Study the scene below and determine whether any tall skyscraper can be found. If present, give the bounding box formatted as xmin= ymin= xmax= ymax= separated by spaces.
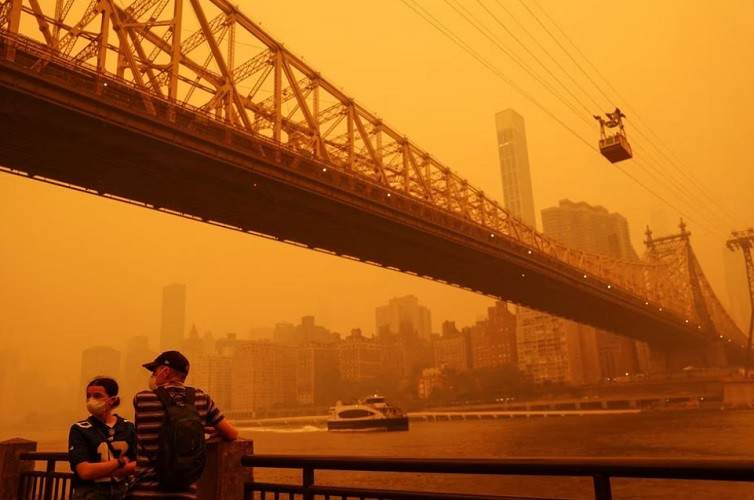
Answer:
xmin=160 ymin=283 xmax=187 ymax=352
xmin=231 ymin=340 xmax=296 ymax=413
xmin=295 ymin=343 xmax=339 ymax=406
xmin=120 ymin=336 xmax=156 ymax=415
xmin=495 ymin=108 xmax=536 ymax=228
xmin=538 ymin=199 xmax=643 ymax=381
xmin=375 ymin=295 xmax=432 ymax=340
xmin=541 ymin=199 xmax=639 ymax=261
xmin=516 ymin=308 xmax=596 ymax=385
xmin=483 ymin=301 xmax=518 ymax=366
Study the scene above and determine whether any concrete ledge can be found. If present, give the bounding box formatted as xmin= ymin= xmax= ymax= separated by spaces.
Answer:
xmin=197 ymin=439 xmax=254 ymax=500
xmin=0 ymin=438 xmax=37 ymax=500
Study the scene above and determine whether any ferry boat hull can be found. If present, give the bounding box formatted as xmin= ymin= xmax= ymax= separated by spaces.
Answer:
xmin=327 ymin=416 xmax=409 ymax=432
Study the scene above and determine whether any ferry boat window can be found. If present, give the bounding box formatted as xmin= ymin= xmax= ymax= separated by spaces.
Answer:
xmin=339 ymin=409 xmax=374 ymax=418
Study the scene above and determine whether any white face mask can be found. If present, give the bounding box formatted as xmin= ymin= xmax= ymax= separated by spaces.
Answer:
xmin=86 ymin=398 xmax=109 ymax=416
xmin=148 ymin=372 xmax=158 ymax=391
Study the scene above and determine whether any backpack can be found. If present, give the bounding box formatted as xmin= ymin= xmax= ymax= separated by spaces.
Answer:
xmin=153 ymin=386 xmax=207 ymax=491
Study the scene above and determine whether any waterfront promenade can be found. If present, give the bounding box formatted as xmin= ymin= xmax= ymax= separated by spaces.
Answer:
xmin=229 ymin=377 xmax=736 ymax=427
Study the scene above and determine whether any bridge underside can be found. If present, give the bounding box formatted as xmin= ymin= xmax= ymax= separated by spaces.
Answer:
xmin=0 ymin=52 xmax=741 ymax=364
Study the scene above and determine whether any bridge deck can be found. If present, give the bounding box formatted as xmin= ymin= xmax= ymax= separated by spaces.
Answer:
xmin=0 ymin=35 xmax=743 ymax=361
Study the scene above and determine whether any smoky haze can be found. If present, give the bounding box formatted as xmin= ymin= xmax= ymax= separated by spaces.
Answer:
xmin=1 ymin=0 xmax=752 ymax=429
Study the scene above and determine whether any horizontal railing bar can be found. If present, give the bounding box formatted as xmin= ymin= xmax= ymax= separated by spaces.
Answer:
xmin=308 ymin=484 xmax=551 ymax=500
xmin=241 ymin=455 xmax=754 ymax=482
xmin=249 ymin=483 xmax=553 ymax=500
xmin=20 ymin=471 xmax=72 ymax=478
xmin=251 ymin=482 xmax=305 ymax=494
xmin=19 ymin=452 xmax=69 ymax=461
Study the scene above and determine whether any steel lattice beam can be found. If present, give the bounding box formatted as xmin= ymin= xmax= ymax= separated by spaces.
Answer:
xmin=0 ymin=0 xmax=747 ymax=355
xmin=727 ymin=229 xmax=754 ymax=373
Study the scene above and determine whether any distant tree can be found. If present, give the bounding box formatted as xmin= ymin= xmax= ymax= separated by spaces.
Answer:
xmin=475 ymin=365 xmax=534 ymax=400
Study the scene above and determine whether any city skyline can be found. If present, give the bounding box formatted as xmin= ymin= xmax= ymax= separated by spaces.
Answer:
xmin=1 ymin=1 xmax=751 ymax=402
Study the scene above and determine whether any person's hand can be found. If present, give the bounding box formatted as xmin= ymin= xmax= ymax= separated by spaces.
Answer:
xmin=204 ymin=426 xmax=220 ymax=440
xmin=112 ymin=456 xmax=131 ymax=479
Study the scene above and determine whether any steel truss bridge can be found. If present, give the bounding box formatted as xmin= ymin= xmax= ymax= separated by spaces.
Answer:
xmin=0 ymin=0 xmax=746 ymax=364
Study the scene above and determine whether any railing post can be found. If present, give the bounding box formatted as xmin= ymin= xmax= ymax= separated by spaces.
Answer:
xmin=593 ymin=474 xmax=612 ymax=500
xmin=302 ymin=466 xmax=314 ymax=500
xmin=42 ymin=459 xmax=55 ymax=500
xmin=0 ymin=438 xmax=37 ymax=500
xmin=196 ymin=439 xmax=254 ymax=500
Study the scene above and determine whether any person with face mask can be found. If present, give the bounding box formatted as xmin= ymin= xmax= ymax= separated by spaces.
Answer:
xmin=125 ymin=350 xmax=237 ymax=499
xmin=68 ymin=377 xmax=137 ymax=499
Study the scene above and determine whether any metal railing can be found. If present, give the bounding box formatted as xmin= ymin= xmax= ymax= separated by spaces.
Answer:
xmin=17 ymin=452 xmax=73 ymax=500
xmin=241 ymin=454 xmax=754 ymax=500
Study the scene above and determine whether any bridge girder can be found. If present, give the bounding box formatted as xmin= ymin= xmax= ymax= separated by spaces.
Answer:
xmin=0 ymin=1 xmax=747 ymax=361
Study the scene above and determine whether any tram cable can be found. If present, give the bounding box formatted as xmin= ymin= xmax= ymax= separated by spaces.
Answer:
xmin=453 ymin=0 xmax=595 ymax=117
xmin=402 ymin=1 xmax=733 ymax=237
xmin=441 ymin=0 xmax=592 ymax=125
xmin=612 ymin=163 xmax=723 ymax=238
xmin=462 ymin=0 xmax=732 ymax=232
xmin=400 ymin=0 xmax=595 ymax=153
xmin=488 ymin=0 xmax=605 ymax=112
xmin=520 ymin=0 xmax=738 ymax=226
xmin=510 ymin=0 xmax=733 ymax=230
xmin=481 ymin=0 xmax=725 ymax=224
xmin=401 ymin=0 xmax=723 ymax=237
xmin=470 ymin=0 xmax=718 ymax=230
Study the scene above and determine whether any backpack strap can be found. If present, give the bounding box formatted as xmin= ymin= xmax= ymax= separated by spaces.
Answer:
xmin=154 ymin=386 xmax=174 ymax=409
xmin=185 ymin=387 xmax=196 ymax=406
xmin=155 ymin=386 xmax=196 ymax=407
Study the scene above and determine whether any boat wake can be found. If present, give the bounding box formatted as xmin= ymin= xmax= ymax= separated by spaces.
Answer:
xmin=238 ymin=425 xmax=325 ymax=433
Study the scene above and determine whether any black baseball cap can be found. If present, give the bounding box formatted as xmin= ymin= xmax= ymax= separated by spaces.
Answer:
xmin=142 ymin=350 xmax=190 ymax=375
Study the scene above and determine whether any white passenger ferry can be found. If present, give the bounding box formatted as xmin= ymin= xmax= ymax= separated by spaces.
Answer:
xmin=327 ymin=394 xmax=409 ymax=431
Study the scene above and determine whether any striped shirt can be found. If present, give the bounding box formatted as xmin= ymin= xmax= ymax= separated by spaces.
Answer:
xmin=124 ymin=383 xmax=224 ymax=499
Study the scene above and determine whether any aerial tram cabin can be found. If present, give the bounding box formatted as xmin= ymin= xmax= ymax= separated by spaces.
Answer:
xmin=594 ymin=108 xmax=632 ymax=163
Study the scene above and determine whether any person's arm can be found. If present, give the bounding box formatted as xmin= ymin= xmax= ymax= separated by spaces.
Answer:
xmin=204 ymin=418 xmax=238 ymax=441
xmin=202 ymin=391 xmax=238 ymax=441
xmin=75 ymin=455 xmax=131 ymax=481
xmin=109 ymin=420 xmax=137 ymax=480
xmin=215 ymin=418 xmax=238 ymax=441
xmin=112 ymin=459 xmax=136 ymax=479
xmin=69 ymin=424 xmax=123 ymax=480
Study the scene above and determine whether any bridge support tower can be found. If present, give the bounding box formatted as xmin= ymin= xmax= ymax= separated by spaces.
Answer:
xmin=726 ymin=229 xmax=754 ymax=376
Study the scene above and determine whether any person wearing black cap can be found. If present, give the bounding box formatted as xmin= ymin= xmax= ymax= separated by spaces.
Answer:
xmin=125 ymin=350 xmax=238 ymax=498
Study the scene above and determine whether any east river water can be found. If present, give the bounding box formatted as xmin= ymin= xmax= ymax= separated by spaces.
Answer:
xmin=7 ymin=409 xmax=754 ymax=499
xmin=240 ymin=409 xmax=754 ymax=499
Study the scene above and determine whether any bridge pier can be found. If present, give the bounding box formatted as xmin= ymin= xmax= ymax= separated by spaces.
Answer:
xmin=722 ymin=379 xmax=754 ymax=409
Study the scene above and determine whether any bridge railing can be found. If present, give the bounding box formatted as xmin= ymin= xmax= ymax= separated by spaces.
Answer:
xmin=241 ymin=454 xmax=754 ymax=500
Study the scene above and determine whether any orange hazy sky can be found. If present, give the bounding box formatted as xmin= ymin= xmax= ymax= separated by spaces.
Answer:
xmin=1 ymin=1 xmax=752 ymax=385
